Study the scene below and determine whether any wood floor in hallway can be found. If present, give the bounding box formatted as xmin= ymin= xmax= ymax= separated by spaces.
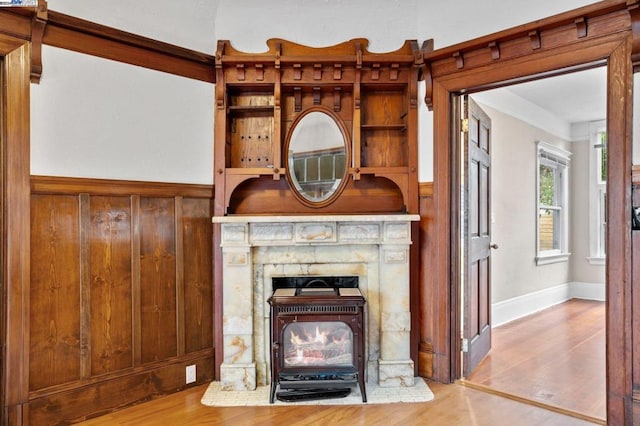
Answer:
xmin=466 ymin=298 xmax=606 ymax=421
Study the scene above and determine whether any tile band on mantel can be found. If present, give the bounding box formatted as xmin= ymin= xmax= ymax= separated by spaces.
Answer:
xmin=214 ymin=214 xmax=419 ymax=393
xmin=214 ymin=215 xmax=419 ymax=248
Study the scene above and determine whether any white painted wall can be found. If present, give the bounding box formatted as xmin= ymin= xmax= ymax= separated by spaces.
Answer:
xmin=478 ymin=84 xmax=606 ymax=304
xmin=479 ymin=103 xmax=572 ymax=303
xmin=569 ymin=123 xmax=606 ymax=284
xmin=31 ymin=46 xmax=214 ymax=184
xmin=32 ymin=0 xmax=600 ymax=183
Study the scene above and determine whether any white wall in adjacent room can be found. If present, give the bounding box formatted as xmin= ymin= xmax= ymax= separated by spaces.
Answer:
xmin=477 ymin=102 xmax=572 ymax=303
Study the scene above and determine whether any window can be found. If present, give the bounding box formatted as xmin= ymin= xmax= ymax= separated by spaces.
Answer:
xmin=589 ymin=125 xmax=607 ymax=264
xmin=536 ymin=141 xmax=571 ymax=265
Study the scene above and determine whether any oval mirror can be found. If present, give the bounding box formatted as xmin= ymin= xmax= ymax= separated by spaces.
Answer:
xmin=285 ymin=108 xmax=349 ymax=206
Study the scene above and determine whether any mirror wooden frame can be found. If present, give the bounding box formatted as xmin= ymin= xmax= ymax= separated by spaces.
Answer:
xmin=284 ymin=106 xmax=351 ymax=208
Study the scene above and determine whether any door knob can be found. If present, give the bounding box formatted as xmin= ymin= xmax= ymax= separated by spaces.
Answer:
xmin=490 ymin=243 xmax=499 ymax=249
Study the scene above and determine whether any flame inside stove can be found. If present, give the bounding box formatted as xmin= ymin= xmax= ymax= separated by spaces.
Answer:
xmin=284 ymin=321 xmax=353 ymax=366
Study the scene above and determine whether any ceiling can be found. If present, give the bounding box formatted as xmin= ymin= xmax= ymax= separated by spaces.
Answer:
xmin=502 ymin=66 xmax=608 ymax=124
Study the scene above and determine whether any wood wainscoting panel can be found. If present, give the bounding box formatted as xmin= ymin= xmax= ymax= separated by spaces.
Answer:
xmin=28 ymin=176 xmax=214 ymax=422
xmin=182 ymin=198 xmax=214 ymax=354
xmin=30 ymin=194 xmax=82 ymax=390
xmin=418 ymin=182 xmax=435 ymax=379
xmin=139 ymin=197 xmax=178 ymax=363
xmin=28 ymin=351 xmax=214 ymax=426
xmin=89 ymin=196 xmax=133 ymax=375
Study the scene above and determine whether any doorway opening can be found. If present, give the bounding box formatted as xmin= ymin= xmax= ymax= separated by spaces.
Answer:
xmin=457 ymin=67 xmax=607 ymax=422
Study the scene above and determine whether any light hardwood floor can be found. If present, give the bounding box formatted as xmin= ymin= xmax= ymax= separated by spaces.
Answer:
xmin=77 ymin=380 xmax=599 ymax=426
xmin=467 ymin=298 xmax=606 ymax=421
xmin=76 ymin=299 xmax=605 ymax=426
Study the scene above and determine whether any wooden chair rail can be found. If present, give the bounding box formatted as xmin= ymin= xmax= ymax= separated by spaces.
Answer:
xmin=30 ymin=175 xmax=214 ymax=198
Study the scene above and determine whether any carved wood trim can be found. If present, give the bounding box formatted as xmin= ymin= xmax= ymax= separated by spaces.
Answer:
xmin=419 ymin=182 xmax=433 ymax=198
xmin=0 ymin=7 xmax=215 ymax=83
xmin=224 ymin=174 xmax=259 ymax=212
xmin=334 ymin=87 xmax=342 ymax=112
xmin=333 ymin=63 xmax=342 ymax=80
xmin=529 ymin=30 xmax=541 ymax=50
xmin=488 ymin=41 xmax=500 ymax=60
xmin=215 ymin=40 xmax=225 ymax=109
xmin=424 ymin=0 xmax=632 ymax=79
xmin=372 ymin=63 xmax=381 ymax=80
xmin=409 ymin=65 xmax=419 ymax=109
xmin=630 ymin=1 xmax=640 ymax=71
xmin=30 ymin=175 xmax=214 ymax=198
xmin=216 ymin=38 xmax=417 ymax=68
xmin=45 ymin=10 xmax=214 ymax=82
xmin=293 ymin=87 xmax=302 ymax=112
xmin=575 ymin=17 xmax=588 ymax=38
xmin=374 ymin=172 xmax=409 ymax=211
xmin=274 ymin=42 xmax=282 ymax=109
xmin=30 ymin=0 xmax=47 ymax=83
xmin=390 ymin=63 xmax=400 ymax=80
xmin=354 ymin=42 xmax=363 ymax=112
xmin=421 ymin=39 xmax=434 ymax=111
xmin=424 ymin=4 xmax=634 ymax=423
xmin=236 ymin=64 xmax=245 ymax=81
xmin=453 ymin=51 xmax=464 ymax=69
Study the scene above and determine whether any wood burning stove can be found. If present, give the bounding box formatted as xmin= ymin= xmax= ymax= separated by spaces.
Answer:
xmin=268 ymin=276 xmax=366 ymax=403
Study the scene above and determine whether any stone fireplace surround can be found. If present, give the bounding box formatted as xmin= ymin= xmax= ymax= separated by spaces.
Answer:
xmin=212 ymin=214 xmax=420 ymax=392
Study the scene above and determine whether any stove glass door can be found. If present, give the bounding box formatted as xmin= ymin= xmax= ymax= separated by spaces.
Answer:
xmin=283 ymin=321 xmax=353 ymax=367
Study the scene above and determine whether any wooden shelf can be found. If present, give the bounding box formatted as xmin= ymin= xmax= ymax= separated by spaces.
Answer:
xmin=361 ymin=124 xmax=406 ymax=132
xmin=226 ymin=167 xmax=282 ymax=175
xmin=227 ymin=105 xmax=274 ymax=115
xmin=215 ymin=39 xmax=420 ymax=215
xmin=358 ymin=166 xmax=409 ymax=174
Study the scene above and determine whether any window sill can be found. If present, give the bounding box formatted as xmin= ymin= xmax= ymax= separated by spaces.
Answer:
xmin=535 ymin=252 xmax=570 ymax=266
xmin=587 ymin=256 xmax=606 ymax=265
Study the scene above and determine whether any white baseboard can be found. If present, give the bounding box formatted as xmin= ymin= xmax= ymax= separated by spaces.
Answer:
xmin=491 ymin=281 xmax=605 ymax=328
xmin=569 ymin=281 xmax=606 ymax=301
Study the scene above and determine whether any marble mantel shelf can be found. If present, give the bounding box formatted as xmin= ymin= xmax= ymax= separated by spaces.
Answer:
xmin=212 ymin=214 xmax=421 ymax=223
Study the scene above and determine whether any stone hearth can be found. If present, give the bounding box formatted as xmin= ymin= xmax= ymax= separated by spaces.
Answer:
xmin=212 ymin=214 xmax=420 ymax=392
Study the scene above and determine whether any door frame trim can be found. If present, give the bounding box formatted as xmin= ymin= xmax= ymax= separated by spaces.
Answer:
xmin=425 ymin=4 xmax=634 ymax=424
xmin=1 ymin=35 xmax=31 ymax=424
